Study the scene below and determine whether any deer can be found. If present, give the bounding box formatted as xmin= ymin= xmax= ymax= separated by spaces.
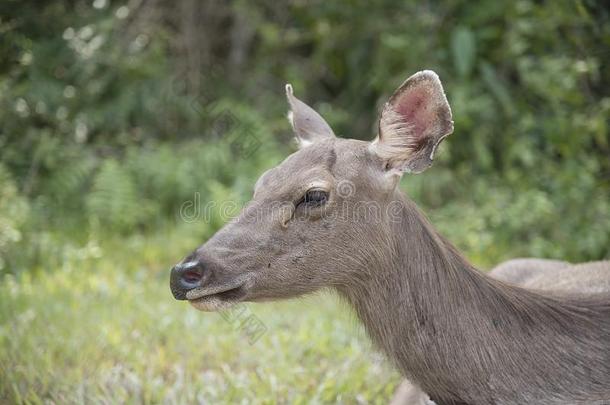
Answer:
xmin=389 ymin=258 xmax=610 ymax=405
xmin=169 ymin=70 xmax=610 ymax=405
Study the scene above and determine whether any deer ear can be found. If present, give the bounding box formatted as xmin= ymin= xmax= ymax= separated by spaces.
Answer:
xmin=374 ymin=70 xmax=453 ymax=174
xmin=285 ymin=84 xmax=335 ymax=148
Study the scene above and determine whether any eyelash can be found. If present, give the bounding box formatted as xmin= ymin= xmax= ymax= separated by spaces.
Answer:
xmin=297 ymin=189 xmax=329 ymax=208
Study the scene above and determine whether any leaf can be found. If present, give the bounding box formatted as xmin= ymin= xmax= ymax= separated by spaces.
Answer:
xmin=451 ymin=26 xmax=476 ymax=78
xmin=480 ymin=62 xmax=515 ymax=116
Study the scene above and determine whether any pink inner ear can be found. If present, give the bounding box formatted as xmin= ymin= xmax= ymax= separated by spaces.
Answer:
xmin=395 ymin=87 xmax=434 ymax=150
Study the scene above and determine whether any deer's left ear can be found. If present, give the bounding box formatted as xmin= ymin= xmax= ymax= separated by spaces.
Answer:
xmin=286 ymin=84 xmax=335 ymax=148
xmin=373 ymin=70 xmax=453 ymax=174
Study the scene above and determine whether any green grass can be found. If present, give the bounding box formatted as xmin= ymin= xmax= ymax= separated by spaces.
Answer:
xmin=0 ymin=226 xmax=400 ymax=403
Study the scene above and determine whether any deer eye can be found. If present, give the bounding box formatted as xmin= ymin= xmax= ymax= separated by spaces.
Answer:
xmin=299 ymin=189 xmax=328 ymax=207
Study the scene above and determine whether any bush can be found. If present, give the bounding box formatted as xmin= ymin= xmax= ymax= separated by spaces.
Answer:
xmin=0 ymin=165 xmax=30 ymax=272
xmin=0 ymin=0 xmax=608 ymax=270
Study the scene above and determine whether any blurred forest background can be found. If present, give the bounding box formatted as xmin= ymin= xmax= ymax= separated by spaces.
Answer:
xmin=1 ymin=0 xmax=609 ymax=403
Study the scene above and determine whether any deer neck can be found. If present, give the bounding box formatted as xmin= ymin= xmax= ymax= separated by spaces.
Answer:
xmin=337 ymin=194 xmax=610 ymax=404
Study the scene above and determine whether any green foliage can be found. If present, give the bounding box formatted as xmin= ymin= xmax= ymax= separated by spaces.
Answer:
xmin=87 ymin=159 xmax=143 ymax=232
xmin=426 ymin=178 xmax=610 ymax=266
xmin=0 ymin=0 xmax=608 ymax=272
xmin=0 ymin=165 xmax=30 ymax=272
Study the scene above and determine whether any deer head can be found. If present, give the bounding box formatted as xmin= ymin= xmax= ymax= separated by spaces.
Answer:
xmin=170 ymin=70 xmax=453 ymax=311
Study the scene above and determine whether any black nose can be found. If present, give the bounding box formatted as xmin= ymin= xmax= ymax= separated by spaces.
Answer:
xmin=170 ymin=261 xmax=205 ymax=300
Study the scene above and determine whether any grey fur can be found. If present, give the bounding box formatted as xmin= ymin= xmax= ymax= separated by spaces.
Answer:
xmin=172 ymin=71 xmax=610 ymax=405
xmin=391 ymin=258 xmax=610 ymax=405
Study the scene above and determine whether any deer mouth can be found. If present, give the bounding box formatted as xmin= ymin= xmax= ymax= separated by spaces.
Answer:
xmin=185 ymin=280 xmax=250 ymax=312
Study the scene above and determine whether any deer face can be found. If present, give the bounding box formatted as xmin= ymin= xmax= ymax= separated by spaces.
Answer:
xmin=170 ymin=71 xmax=453 ymax=311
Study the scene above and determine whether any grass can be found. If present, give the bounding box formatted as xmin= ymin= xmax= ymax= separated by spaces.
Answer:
xmin=0 ymin=226 xmax=400 ymax=404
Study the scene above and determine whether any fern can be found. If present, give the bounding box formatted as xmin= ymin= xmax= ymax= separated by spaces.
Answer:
xmin=45 ymin=155 xmax=95 ymax=208
xmin=86 ymin=159 xmax=143 ymax=233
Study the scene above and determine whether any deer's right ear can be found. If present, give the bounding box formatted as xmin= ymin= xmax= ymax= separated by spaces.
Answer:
xmin=285 ymin=84 xmax=335 ymax=148
xmin=373 ymin=70 xmax=453 ymax=174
